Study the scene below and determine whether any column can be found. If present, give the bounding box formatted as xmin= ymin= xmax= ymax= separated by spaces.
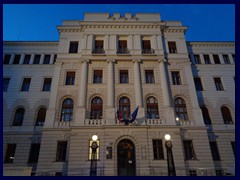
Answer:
xmin=156 ymin=34 xmax=163 ymax=55
xmin=78 ymin=59 xmax=89 ymax=107
xmin=50 ymin=54 xmax=55 ymax=64
xmin=104 ymin=34 xmax=109 ymax=53
xmin=128 ymin=34 xmax=134 ymax=54
xmin=39 ymin=53 xmax=45 ymax=64
xmin=107 ymin=59 xmax=115 ymax=107
xmin=87 ymin=34 xmax=93 ymax=54
xmin=209 ymin=53 xmax=215 ymax=64
xmin=29 ymin=53 xmax=35 ymax=64
xmin=151 ymin=35 xmax=158 ymax=51
xmin=44 ymin=62 xmax=62 ymax=127
xmin=19 ymin=53 xmax=25 ymax=64
xmin=199 ymin=54 xmax=205 ymax=64
xmin=218 ymin=53 xmax=224 ymax=64
xmin=109 ymin=34 xmax=117 ymax=54
xmin=9 ymin=54 xmax=15 ymax=64
xmin=228 ymin=53 xmax=235 ymax=64
xmin=133 ymin=59 xmax=143 ymax=107
xmin=158 ymin=59 xmax=170 ymax=107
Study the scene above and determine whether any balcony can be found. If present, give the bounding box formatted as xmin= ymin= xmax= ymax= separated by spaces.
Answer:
xmin=142 ymin=49 xmax=155 ymax=55
xmin=117 ymin=48 xmax=130 ymax=54
xmin=92 ymin=48 xmax=105 ymax=54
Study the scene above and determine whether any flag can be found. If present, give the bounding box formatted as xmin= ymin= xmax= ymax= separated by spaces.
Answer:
xmin=129 ymin=106 xmax=139 ymax=123
xmin=117 ymin=106 xmax=139 ymax=125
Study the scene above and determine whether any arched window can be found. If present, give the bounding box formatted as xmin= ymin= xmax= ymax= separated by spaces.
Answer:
xmin=119 ymin=97 xmax=131 ymax=119
xmin=174 ymin=97 xmax=188 ymax=120
xmin=200 ymin=106 xmax=212 ymax=125
xmin=146 ymin=96 xmax=159 ymax=119
xmin=221 ymin=106 xmax=233 ymax=124
xmin=12 ymin=107 xmax=25 ymax=126
xmin=90 ymin=97 xmax=103 ymax=119
xmin=35 ymin=107 xmax=47 ymax=126
xmin=60 ymin=98 xmax=74 ymax=122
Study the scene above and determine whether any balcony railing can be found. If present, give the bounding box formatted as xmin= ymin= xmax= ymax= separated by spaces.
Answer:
xmin=117 ymin=48 xmax=130 ymax=54
xmin=92 ymin=48 xmax=105 ymax=54
xmin=142 ymin=49 xmax=155 ymax=54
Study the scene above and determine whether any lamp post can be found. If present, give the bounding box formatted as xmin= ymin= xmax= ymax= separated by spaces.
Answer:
xmin=165 ymin=134 xmax=176 ymax=176
xmin=90 ymin=135 xmax=99 ymax=176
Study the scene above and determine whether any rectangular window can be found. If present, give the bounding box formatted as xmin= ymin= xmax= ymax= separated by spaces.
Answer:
xmin=194 ymin=55 xmax=201 ymax=64
xmin=65 ymin=72 xmax=75 ymax=85
xmin=152 ymin=139 xmax=164 ymax=160
xmin=43 ymin=55 xmax=51 ymax=64
xmin=172 ymin=71 xmax=181 ymax=85
xmin=194 ymin=77 xmax=203 ymax=91
xmin=54 ymin=54 xmax=57 ymax=63
xmin=120 ymin=70 xmax=129 ymax=84
xmin=209 ymin=141 xmax=221 ymax=161
xmin=183 ymin=140 xmax=196 ymax=160
xmin=13 ymin=54 xmax=21 ymax=64
xmin=189 ymin=170 xmax=197 ymax=176
xmin=23 ymin=55 xmax=31 ymax=64
xmin=223 ymin=54 xmax=231 ymax=64
xmin=232 ymin=54 xmax=235 ymax=63
xmin=3 ymin=54 xmax=11 ymax=64
xmin=56 ymin=141 xmax=67 ymax=162
xmin=3 ymin=78 xmax=10 ymax=92
xmin=42 ymin=78 xmax=52 ymax=91
xmin=93 ymin=70 xmax=103 ymax=84
xmin=213 ymin=55 xmax=221 ymax=64
xmin=93 ymin=40 xmax=104 ymax=54
xmin=231 ymin=141 xmax=235 ymax=157
xmin=88 ymin=140 xmax=100 ymax=160
xmin=145 ymin=70 xmax=155 ymax=84
xmin=69 ymin=41 xmax=78 ymax=53
xmin=214 ymin=77 xmax=224 ymax=91
xmin=33 ymin=54 xmax=41 ymax=64
xmin=203 ymin=55 xmax=211 ymax=64
xmin=118 ymin=40 xmax=128 ymax=54
xmin=21 ymin=78 xmax=31 ymax=91
xmin=106 ymin=147 xmax=112 ymax=159
xmin=142 ymin=40 xmax=153 ymax=54
xmin=4 ymin=144 xmax=16 ymax=163
xmin=28 ymin=143 xmax=41 ymax=163
xmin=168 ymin=42 xmax=177 ymax=53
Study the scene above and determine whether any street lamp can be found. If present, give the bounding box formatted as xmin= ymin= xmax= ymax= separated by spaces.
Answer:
xmin=165 ymin=134 xmax=176 ymax=176
xmin=90 ymin=135 xmax=99 ymax=176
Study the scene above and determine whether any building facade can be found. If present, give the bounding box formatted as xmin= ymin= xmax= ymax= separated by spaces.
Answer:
xmin=3 ymin=13 xmax=235 ymax=176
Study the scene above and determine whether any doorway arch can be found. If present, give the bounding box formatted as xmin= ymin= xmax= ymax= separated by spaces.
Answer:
xmin=117 ymin=139 xmax=136 ymax=176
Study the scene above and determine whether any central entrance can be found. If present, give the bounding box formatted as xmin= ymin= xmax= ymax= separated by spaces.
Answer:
xmin=117 ymin=139 xmax=136 ymax=176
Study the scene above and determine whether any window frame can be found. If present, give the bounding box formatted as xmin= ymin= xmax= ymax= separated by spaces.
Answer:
xmin=28 ymin=143 xmax=41 ymax=163
xmin=3 ymin=77 xmax=10 ymax=92
xmin=200 ymin=106 xmax=212 ymax=125
xmin=145 ymin=70 xmax=155 ymax=84
xmin=194 ymin=77 xmax=203 ymax=91
xmin=56 ymin=141 xmax=67 ymax=162
xmin=183 ymin=140 xmax=197 ymax=160
xmin=35 ymin=107 xmax=47 ymax=126
xmin=174 ymin=97 xmax=188 ymax=121
xmin=119 ymin=70 xmax=129 ymax=84
xmin=119 ymin=97 xmax=131 ymax=119
xmin=221 ymin=106 xmax=233 ymax=124
xmin=3 ymin=54 xmax=11 ymax=64
xmin=33 ymin=54 xmax=41 ymax=64
xmin=93 ymin=70 xmax=103 ymax=84
xmin=152 ymin=139 xmax=164 ymax=160
xmin=4 ymin=144 xmax=17 ymax=163
xmin=65 ymin=71 xmax=75 ymax=85
xmin=60 ymin=98 xmax=74 ymax=122
xmin=146 ymin=97 xmax=159 ymax=119
xmin=214 ymin=77 xmax=224 ymax=91
xmin=12 ymin=107 xmax=25 ymax=126
xmin=42 ymin=78 xmax=52 ymax=91
xmin=171 ymin=71 xmax=181 ymax=85
xmin=168 ymin=41 xmax=177 ymax=54
xmin=209 ymin=141 xmax=221 ymax=161
xmin=69 ymin=41 xmax=79 ymax=53
xmin=90 ymin=97 xmax=103 ymax=119
xmin=21 ymin=77 xmax=31 ymax=91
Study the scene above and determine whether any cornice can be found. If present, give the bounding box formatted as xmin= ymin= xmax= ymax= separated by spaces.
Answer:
xmin=187 ymin=42 xmax=235 ymax=48
xmin=3 ymin=41 xmax=59 ymax=47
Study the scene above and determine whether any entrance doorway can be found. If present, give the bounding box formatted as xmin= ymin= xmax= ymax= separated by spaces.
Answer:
xmin=117 ymin=139 xmax=136 ymax=176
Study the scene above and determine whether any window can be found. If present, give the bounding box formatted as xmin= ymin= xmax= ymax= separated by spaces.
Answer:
xmin=189 ymin=170 xmax=197 ymax=176
xmin=55 ymin=172 xmax=63 ymax=176
xmin=21 ymin=78 xmax=31 ymax=91
xmin=194 ymin=55 xmax=201 ymax=64
xmin=23 ymin=55 xmax=31 ymax=64
xmin=209 ymin=141 xmax=221 ymax=161
xmin=13 ymin=54 xmax=21 ymax=64
xmin=3 ymin=54 xmax=11 ymax=64
xmin=215 ymin=170 xmax=224 ymax=176
xmin=146 ymin=97 xmax=159 ymax=119
xmin=183 ymin=140 xmax=196 ymax=160
xmin=145 ymin=70 xmax=155 ymax=84
xmin=168 ymin=42 xmax=177 ymax=53
xmin=203 ymin=55 xmax=211 ymax=64
xmin=231 ymin=141 xmax=235 ymax=157
xmin=4 ymin=144 xmax=16 ymax=163
xmin=33 ymin=54 xmax=41 ymax=64
xmin=69 ymin=41 xmax=78 ymax=53
xmin=43 ymin=55 xmax=51 ymax=64
xmin=28 ymin=143 xmax=40 ymax=163
xmin=90 ymin=97 xmax=103 ymax=119
xmin=65 ymin=72 xmax=75 ymax=85
xmin=3 ymin=78 xmax=10 ymax=92
xmin=223 ymin=54 xmax=231 ymax=64
xmin=93 ymin=40 xmax=104 ymax=54
xmin=119 ymin=97 xmax=131 ymax=119
xmin=120 ymin=70 xmax=128 ymax=84
xmin=232 ymin=54 xmax=235 ymax=63
xmin=93 ymin=70 xmax=103 ymax=84
xmin=194 ymin=77 xmax=203 ymax=91
xmin=172 ymin=71 xmax=181 ymax=85
xmin=118 ymin=40 xmax=128 ymax=54
xmin=221 ymin=106 xmax=233 ymax=124
xmin=56 ymin=141 xmax=67 ymax=162
xmin=142 ymin=40 xmax=153 ymax=54
xmin=214 ymin=77 xmax=224 ymax=91
xmin=200 ymin=107 xmax=212 ymax=125
xmin=35 ymin=107 xmax=46 ymax=126
xmin=213 ymin=55 xmax=220 ymax=64
xmin=174 ymin=98 xmax=188 ymax=120
xmin=60 ymin=98 xmax=74 ymax=122
xmin=88 ymin=140 xmax=100 ymax=160
xmin=42 ymin=78 xmax=52 ymax=91
xmin=12 ymin=107 xmax=25 ymax=126
xmin=106 ymin=147 xmax=112 ymax=159
xmin=54 ymin=54 xmax=57 ymax=63
xmin=152 ymin=139 xmax=164 ymax=160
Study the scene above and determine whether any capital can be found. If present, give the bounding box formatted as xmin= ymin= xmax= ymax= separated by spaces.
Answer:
xmin=132 ymin=59 xmax=142 ymax=63
xmin=158 ymin=59 xmax=167 ymax=64
xmin=82 ymin=59 xmax=90 ymax=63
xmin=107 ymin=59 xmax=116 ymax=63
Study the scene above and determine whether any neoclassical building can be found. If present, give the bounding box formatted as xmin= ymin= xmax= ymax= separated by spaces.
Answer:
xmin=3 ymin=13 xmax=235 ymax=176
